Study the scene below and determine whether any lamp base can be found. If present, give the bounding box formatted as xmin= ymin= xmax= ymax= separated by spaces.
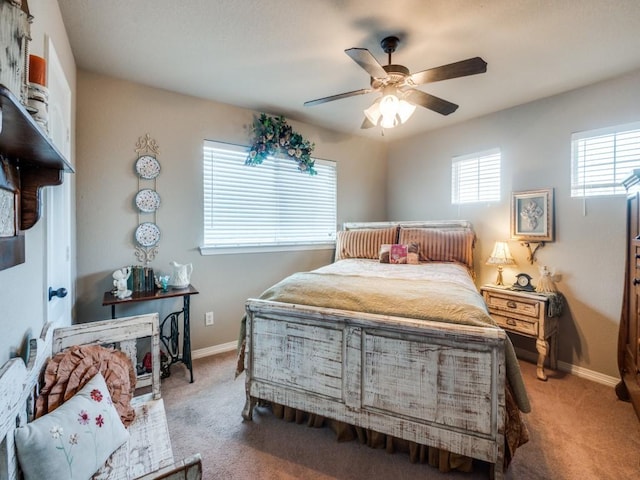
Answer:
xmin=495 ymin=266 xmax=504 ymax=286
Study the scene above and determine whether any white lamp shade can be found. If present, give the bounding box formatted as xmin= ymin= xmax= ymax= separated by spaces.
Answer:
xmin=364 ymin=98 xmax=381 ymax=125
xmin=397 ymin=98 xmax=416 ymax=123
xmin=486 ymin=241 xmax=516 ymax=266
xmin=379 ymin=93 xmax=399 ymax=117
xmin=380 ymin=113 xmax=399 ymax=128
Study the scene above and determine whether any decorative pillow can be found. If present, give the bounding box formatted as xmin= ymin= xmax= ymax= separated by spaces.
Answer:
xmin=379 ymin=243 xmax=420 ymax=264
xmin=36 ymin=344 xmax=136 ymax=427
xmin=15 ymin=372 xmax=129 ymax=480
xmin=389 ymin=244 xmax=408 ymax=264
xmin=407 ymin=242 xmax=420 ymax=264
xmin=379 ymin=243 xmax=392 ymax=263
xmin=335 ymin=226 xmax=397 ymax=261
xmin=398 ymin=228 xmax=475 ymax=268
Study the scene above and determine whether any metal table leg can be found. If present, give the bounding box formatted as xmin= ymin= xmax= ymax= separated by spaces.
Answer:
xmin=159 ymin=294 xmax=194 ymax=383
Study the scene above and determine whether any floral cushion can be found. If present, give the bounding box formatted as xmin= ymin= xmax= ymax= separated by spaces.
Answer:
xmin=379 ymin=243 xmax=420 ymax=264
xmin=15 ymin=372 xmax=129 ymax=480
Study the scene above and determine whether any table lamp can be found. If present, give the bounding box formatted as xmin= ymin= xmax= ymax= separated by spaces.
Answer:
xmin=486 ymin=241 xmax=516 ymax=285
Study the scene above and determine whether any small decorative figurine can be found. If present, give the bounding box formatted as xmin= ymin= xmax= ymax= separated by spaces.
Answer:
xmin=536 ymin=265 xmax=557 ymax=293
xmin=155 ymin=274 xmax=170 ymax=292
xmin=112 ymin=267 xmax=133 ymax=299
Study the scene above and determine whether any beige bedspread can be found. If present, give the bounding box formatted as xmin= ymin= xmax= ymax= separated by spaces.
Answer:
xmin=245 ymin=259 xmax=530 ymax=413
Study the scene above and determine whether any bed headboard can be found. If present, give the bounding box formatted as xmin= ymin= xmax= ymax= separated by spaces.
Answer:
xmin=336 ymin=220 xmax=476 ymax=270
xmin=342 ymin=220 xmax=473 ymax=231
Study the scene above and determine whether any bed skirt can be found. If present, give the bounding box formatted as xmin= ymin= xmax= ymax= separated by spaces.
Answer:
xmin=260 ymin=383 xmax=528 ymax=475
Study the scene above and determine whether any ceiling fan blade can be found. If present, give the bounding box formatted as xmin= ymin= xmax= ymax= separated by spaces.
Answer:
xmin=304 ymin=88 xmax=372 ymax=107
xmin=409 ymin=57 xmax=487 ymax=85
xmin=361 ymin=117 xmax=376 ymax=129
xmin=405 ymin=89 xmax=459 ymax=116
xmin=345 ymin=48 xmax=388 ymax=79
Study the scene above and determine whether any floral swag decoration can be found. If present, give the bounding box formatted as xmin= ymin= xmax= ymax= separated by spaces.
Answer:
xmin=246 ymin=113 xmax=317 ymax=175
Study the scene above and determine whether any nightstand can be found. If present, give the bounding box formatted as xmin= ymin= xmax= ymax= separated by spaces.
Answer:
xmin=481 ymin=285 xmax=560 ymax=381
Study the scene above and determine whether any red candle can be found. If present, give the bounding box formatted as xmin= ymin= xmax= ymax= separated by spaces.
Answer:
xmin=29 ymin=55 xmax=46 ymax=86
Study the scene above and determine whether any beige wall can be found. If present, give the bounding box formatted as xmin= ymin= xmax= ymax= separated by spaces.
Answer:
xmin=0 ymin=0 xmax=76 ymax=365
xmin=75 ymin=71 xmax=388 ymax=351
xmin=387 ymin=69 xmax=640 ymax=378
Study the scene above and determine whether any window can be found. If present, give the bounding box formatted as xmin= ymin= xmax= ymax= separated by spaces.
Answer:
xmin=202 ymin=140 xmax=337 ymax=253
xmin=571 ymin=122 xmax=640 ymax=197
xmin=451 ymin=148 xmax=501 ymax=204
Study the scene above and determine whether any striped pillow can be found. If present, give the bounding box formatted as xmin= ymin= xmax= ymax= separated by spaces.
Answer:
xmin=335 ymin=226 xmax=398 ymax=261
xmin=398 ymin=228 xmax=475 ymax=268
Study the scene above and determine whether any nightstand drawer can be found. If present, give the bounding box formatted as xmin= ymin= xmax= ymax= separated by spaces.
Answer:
xmin=484 ymin=293 xmax=541 ymax=319
xmin=491 ymin=312 xmax=538 ymax=336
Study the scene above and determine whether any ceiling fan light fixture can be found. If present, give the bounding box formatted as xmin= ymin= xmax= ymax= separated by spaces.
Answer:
xmin=306 ymin=36 xmax=487 ymax=129
xmin=363 ymin=97 xmax=382 ymax=125
xmin=379 ymin=90 xmax=399 ymax=118
xmin=364 ymin=87 xmax=416 ymax=129
xmin=397 ymin=96 xmax=417 ymax=123
xmin=380 ymin=113 xmax=398 ymax=129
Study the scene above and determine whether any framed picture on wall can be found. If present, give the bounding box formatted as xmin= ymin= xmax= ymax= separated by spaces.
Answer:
xmin=511 ymin=188 xmax=554 ymax=242
xmin=0 ymin=158 xmax=25 ymax=270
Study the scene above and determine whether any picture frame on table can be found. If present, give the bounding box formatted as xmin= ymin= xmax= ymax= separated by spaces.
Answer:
xmin=511 ymin=188 xmax=554 ymax=242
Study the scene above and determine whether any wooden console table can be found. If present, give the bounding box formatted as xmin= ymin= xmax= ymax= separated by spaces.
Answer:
xmin=102 ymin=285 xmax=199 ymax=382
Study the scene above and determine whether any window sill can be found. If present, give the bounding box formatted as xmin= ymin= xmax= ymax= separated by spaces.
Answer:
xmin=199 ymin=242 xmax=335 ymax=256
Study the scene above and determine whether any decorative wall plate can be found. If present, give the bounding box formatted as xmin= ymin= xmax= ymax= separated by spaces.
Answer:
xmin=135 ymin=222 xmax=160 ymax=247
xmin=135 ymin=155 xmax=161 ymax=179
xmin=135 ymin=188 xmax=161 ymax=213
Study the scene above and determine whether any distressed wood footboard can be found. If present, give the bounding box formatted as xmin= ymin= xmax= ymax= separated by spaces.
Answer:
xmin=243 ymin=299 xmax=507 ymax=479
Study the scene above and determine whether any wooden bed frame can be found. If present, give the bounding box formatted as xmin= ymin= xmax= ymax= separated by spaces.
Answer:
xmin=241 ymin=221 xmax=509 ymax=479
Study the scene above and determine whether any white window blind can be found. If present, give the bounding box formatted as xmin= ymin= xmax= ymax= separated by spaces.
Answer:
xmin=202 ymin=140 xmax=337 ymax=250
xmin=451 ymin=148 xmax=501 ymax=204
xmin=571 ymin=122 xmax=640 ymax=197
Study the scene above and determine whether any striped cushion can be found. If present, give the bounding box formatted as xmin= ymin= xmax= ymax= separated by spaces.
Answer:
xmin=335 ymin=227 xmax=398 ymax=261
xmin=398 ymin=228 xmax=475 ymax=268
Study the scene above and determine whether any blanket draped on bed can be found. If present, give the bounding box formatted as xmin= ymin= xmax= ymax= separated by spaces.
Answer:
xmin=242 ymin=270 xmax=530 ymax=413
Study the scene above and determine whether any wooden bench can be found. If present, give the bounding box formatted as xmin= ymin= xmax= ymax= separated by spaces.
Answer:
xmin=0 ymin=313 xmax=202 ymax=480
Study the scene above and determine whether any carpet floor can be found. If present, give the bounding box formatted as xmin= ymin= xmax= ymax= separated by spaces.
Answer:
xmin=161 ymin=351 xmax=640 ymax=480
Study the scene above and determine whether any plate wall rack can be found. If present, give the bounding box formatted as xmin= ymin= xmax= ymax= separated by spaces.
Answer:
xmin=133 ymin=133 xmax=161 ymax=265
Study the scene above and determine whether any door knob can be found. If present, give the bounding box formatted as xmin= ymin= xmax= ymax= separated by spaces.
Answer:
xmin=48 ymin=287 xmax=68 ymax=301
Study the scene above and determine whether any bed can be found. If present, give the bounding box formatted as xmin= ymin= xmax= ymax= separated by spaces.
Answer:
xmin=238 ymin=221 xmax=530 ymax=478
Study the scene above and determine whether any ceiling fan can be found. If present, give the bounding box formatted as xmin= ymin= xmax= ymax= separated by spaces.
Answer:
xmin=304 ymin=36 xmax=487 ymax=129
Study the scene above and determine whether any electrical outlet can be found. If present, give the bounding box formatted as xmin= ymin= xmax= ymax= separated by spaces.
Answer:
xmin=205 ymin=311 xmax=214 ymax=326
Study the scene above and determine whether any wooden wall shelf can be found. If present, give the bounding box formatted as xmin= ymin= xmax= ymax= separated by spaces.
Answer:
xmin=0 ymin=84 xmax=74 ymax=271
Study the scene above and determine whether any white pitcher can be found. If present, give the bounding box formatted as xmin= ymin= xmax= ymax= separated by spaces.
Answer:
xmin=169 ymin=261 xmax=192 ymax=288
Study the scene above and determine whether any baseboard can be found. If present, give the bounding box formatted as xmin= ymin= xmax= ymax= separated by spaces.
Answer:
xmin=192 ymin=341 xmax=237 ymax=359
xmin=514 ymin=347 xmax=619 ymax=388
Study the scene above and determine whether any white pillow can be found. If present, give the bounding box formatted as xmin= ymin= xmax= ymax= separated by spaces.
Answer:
xmin=15 ymin=372 xmax=129 ymax=480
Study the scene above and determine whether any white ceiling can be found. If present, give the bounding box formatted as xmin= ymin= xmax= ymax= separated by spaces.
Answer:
xmin=57 ymin=0 xmax=640 ymax=141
